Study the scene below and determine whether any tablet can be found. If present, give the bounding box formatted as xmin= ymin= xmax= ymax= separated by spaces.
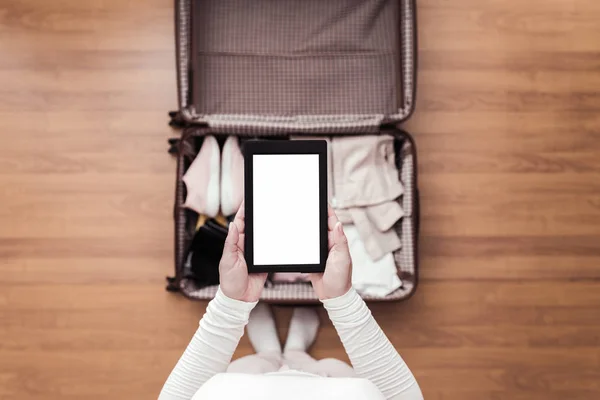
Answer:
xmin=244 ymin=140 xmax=328 ymax=273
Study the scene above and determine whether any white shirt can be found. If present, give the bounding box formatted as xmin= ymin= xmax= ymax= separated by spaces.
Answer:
xmin=158 ymin=288 xmax=423 ymax=400
xmin=196 ymin=373 xmax=386 ymax=400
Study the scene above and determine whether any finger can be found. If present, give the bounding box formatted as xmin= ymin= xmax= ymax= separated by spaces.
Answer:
xmin=327 ymin=203 xmax=335 ymax=217
xmin=223 ymin=222 xmax=240 ymax=256
xmin=238 ymin=233 xmax=245 ymax=252
xmin=328 ymin=231 xmax=335 ymax=251
xmin=233 ymin=201 xmax=245 ymax=234
xmin=332 ymin=221 xmax=349 ymax=251
xmin=236 ymin=200 xmax=246 ymax=219
xmin=327 ymin=204 xmax=339 ymax=231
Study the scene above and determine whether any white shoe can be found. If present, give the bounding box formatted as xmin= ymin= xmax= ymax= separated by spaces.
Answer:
xmin=221 ymin=136 xmax=244 ymax=216
xmin=182 ymin=135 xmax=220 ymax=218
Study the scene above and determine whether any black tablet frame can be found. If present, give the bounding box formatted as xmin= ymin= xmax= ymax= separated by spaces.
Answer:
xmin=243 ymin=140 xmax=328 ymax=273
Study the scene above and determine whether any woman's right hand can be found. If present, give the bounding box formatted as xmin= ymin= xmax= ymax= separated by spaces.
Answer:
xmin=219 ymin=202 xmax=268 ymax=303
xmin=309 ymin=205 xmax=353 ymax=300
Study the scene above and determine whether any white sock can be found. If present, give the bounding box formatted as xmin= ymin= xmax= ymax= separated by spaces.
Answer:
xmin=247 ymin=303 xmax=281 ymax=354
xmin=284 ymin=307 xmax=320 ymax=353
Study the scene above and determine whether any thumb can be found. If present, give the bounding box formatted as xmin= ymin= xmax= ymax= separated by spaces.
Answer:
xmin=223 ymin=222 xmax=240 ymax=256
xmin=332 ymin=222 xmax=349 ymax=252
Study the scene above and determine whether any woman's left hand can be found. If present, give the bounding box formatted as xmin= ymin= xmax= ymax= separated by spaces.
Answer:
xmin=219 ymin=202 xmax=268 ymax=302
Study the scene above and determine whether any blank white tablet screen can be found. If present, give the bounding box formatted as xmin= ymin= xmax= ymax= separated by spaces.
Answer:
xmin=253 ymin=154 xmax=320 ymax=265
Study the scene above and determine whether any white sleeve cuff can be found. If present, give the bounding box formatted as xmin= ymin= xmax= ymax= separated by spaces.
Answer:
xmin=214 ymin=286 xmax=258 ymax=312
xmin=201 ymin=287 xmax=258 ymax=327
xmin=321 ymin=287 xmax=360 ymax=309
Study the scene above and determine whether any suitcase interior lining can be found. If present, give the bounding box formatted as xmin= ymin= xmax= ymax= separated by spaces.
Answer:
xmin=173 ymin=130 xmax=417 ymax=302
xmin=189 ymin=0 xmax=404 ymax=121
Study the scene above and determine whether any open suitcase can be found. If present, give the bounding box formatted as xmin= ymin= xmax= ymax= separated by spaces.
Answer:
xmin=167 ymin=0 xmax=419 ymax=303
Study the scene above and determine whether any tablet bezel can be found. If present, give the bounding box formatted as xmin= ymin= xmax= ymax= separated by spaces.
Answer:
xmin=243 ymin=140 xmax=328 ymax=273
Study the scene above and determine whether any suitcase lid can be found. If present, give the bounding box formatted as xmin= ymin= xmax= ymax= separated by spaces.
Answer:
xmin=176 ymin=0 xmax=417 ymax=134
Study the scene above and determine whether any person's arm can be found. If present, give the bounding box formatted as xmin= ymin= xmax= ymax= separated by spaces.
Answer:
xmin=323 ymin=288 xmax=424 ymax=400
xmin=159 ymin=204 xmax=266 ymax=399
xmin=311 ymin=207 xmax=423 ymax=399
xmin=158 ymin=288 xmax=256 ymax=400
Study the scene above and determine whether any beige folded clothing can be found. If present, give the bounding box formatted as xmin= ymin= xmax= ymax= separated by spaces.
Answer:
xmin=292 ymin=135 xmax=404 ymax=261
xmin=336 ymin=201 xmax=403 ymax=261
xmin=329 ymin=135 xmax=403 ymax=209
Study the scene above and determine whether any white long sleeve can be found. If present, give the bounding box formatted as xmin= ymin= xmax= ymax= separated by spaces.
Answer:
xmin=158 ymin=288 xmax=423 ymax=400
xmin=158 ymin=288 xmax=256 ymax=400
xmin=323 ymin=288 xmax=424 ymax=400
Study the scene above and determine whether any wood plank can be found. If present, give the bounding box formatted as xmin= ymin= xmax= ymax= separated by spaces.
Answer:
xmin=2 ymin=281 xmax=600 ymax=317
xmin=418 ymin=50 xmax=600 ymax=72
xmin=420 ymin=256 xmax=600 ymax=281
xmin=419 ymin=151 xmax=600 ymax=173
xmin=9 ymin=323 xmax=600 ymax=352
xmin=2 ymin=257 xmax=172 ymax=283
xmin=419 ymin=70 xmax=600 ymax=93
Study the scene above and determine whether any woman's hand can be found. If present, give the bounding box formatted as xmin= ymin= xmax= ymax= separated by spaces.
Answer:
xmin=219 ymin=202 xmax=268 ymax=302
xmin=309 ymin=205 xmax=353 ymax=300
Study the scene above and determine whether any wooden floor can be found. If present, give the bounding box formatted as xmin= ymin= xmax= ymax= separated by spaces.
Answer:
xmin=1 ymin=0 xmax=599 ymax=399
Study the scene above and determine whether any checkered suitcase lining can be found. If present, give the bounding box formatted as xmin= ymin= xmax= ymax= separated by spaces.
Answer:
xmin=172 ymin=0 xmax=418 ymax=302
xmin=174 ymin=134 xmax=416 ymax=303
xmin=175 ymin=0 xmax=416 ymax=133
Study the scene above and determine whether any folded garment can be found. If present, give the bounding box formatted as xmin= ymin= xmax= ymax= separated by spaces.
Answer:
xmin=292 ymin=135 xmax=404 ymax=261
xmin=330 ymin=134 xmax=403 ymax=209
xmin=330 ymin=134 xmax=405 ymax=260
xmin=345 ymin=225 xmax=402 ymax=298
xmin=364 ymin=201 xmax=405 ymax=232
xmin=337 ymin=201 xmax=403 ymax=261
xmin=291 ymin=135 xmax=403 ymax=207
